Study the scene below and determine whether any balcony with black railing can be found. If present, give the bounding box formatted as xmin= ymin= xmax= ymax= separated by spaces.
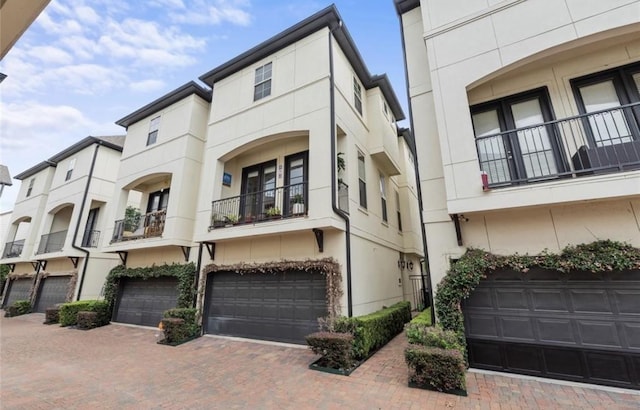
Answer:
xmin=36 ymin=230 xmax=67 ymax=254
xmin=2 ymin=239 xmax=25 ymax=258
xmin=111 ymin=209 xmax=167 ymax=243
xmin=476 ymin=102 xmax=640 ymax=188
xmin=81 ymin=230 xmax=100 ymax=248
xmin=209 ymin=182 xmax=307 ymax=230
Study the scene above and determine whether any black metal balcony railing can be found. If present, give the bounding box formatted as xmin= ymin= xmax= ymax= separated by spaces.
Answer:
xmin=81 ymin=230 xmax=100 ymax=248
xmin=210 ymin=182 xmax=307 ymax=230
xmin=36 ymin=230 xmax=67 ymax=254
xmin=476 ymin=102 xmax=640 ymax=187
xmin=2 ymin=239 xmax=25 ymax=258
xmin=111 ymin=209 xmax=167 ymax=243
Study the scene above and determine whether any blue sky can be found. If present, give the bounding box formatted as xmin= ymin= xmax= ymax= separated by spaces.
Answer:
xmin=0 ymin=0 xmax=408 ymax=211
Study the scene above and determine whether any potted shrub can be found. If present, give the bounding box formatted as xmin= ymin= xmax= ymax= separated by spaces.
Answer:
xmin=124 ymin=206 xmax=142 ymax=232
xmin=225 ymin=214 xmax=239 ymax=226
xmin=292 ymin=194 xmax=305 ymax=215
xmin=266 ymin=207 xmax=282 ymax=219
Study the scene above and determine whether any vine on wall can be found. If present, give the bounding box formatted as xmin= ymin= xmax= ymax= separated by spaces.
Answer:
xmin=435 ymin=240 xmax=640 ymax=339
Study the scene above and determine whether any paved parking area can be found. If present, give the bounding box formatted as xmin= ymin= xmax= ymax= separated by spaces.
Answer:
xmin=1 ymin=313 xmax=639 ymax=409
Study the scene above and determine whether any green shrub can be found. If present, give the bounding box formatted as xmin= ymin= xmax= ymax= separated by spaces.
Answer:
xmin=59 ymin=300 xmax=110 ymax=327
xmin=306 ymin=332 xmax=354 ymax=370
xmin=4 ymin=299 xmax=32 ymax=317
xmin=334 ymin=301 xmax=411 ymax=360
xmin=409 ymin=308 xmax=432 ymax=326
xmin=160 ymin=308 xmax=199 ymax=344
xmin=44 ymin=307 xmax=60 ymax=324
xmin=406 ymin=325 xmax=464 ymax=353
xmin=77 ymin=311 xmax=99 ymax=330
xmin=405 ymin=345 xmax=466 ymax=392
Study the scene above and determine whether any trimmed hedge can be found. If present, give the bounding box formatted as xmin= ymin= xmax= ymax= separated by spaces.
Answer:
xmin=4 ymin=299 xmax=32 ymax=317
xmin=77 ymin=311 xmax=99 ymax=330
xmin=59 ymin=300 xmax=110 ymax=327
xmin=44 ymin=307 xmax=60 ymax=324
xmin=160 ymin=308 xmax=200 ymax=344
xmin=334 ymin=301 xmax=412 ymax=360
xmin=405 ymin=345 xmax=466 ymax=392
xmin=306 ymin=332 xmax=354 ymax=370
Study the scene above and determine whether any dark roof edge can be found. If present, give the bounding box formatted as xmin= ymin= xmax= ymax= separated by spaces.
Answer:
xmin=199 ymin=4 xmax=404 ymax=120
xmin=14 ymin=161 xmax=55 ymax=180
xmin=394 ymin=0 xmax=421 ymax=15
xmin=15 ymin=136 xmax=126 ymax=180
xmin=397 ymin=127 xmax=416 ymax=155
xmin=115 ymin=81 xmax=212 ymax=128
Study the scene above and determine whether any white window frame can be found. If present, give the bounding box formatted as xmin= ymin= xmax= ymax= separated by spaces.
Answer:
xmin=379 ymin=172 xmax=387 ymax=223
xmin=357 ymin=150 xmax=367 ymax=209
xmin=254 ymin=62 xmax=272 ymax=101
xmin=395 ymin=191 xmax=402 ymax=231
xmin=26 ymin=178 xmax=35 ymax=197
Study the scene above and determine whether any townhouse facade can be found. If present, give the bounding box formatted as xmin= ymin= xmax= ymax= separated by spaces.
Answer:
xmin=396 ymin=0 xmax=640 ymax=389
xmin=1 ymin=136 xmax=124 ymax=311
xmin=93 ymin=5 xmax=424 ymax=345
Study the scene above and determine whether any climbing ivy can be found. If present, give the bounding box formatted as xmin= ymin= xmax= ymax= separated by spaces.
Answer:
xmin=435 ymin=240 xmax=640 ymax=341
xmin=103 ymin=263 xmax=196 ymax=311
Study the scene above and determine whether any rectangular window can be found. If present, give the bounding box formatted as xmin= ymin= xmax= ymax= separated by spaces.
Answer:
xmin=358 ymin=151 xmax=367 ymax=209
xmin=571 ymin=61 xmax=640 ymax=147
xmin=147 ymin=188 xmax=170 ymax=213
xmin=26 ymin=178 xmax=35 ymax=197
xmin=353 ymin=77 xmax=362 ymax=115
xmin=147 ymin=116 xmax=160 ymax=146
xmin=383 ymin=99 xmax=389 ymax=118
xmin=65 ymin=158 xmax=76 ymax=181
xmin=396 ymin=191 xmax=402 ymax=231
xmin=254 ymin=62 xmax=272 ymax=101
xmin=379 ymin=173 xmax=387 ymax=223
xmin=471 ymin=87 xmax=564 ymax=186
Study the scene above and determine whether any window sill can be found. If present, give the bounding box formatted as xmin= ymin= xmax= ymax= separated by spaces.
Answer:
xmin=357 ymin=207 xmax=368 ymax=216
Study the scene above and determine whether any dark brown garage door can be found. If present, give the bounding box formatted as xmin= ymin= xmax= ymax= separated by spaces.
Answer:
xmin=34 ymin=276 xmax=71 ymax=313
xmin=204 ymin=270 xmax=327 ymax=344
xmin=114 ymin=277 xmax=179 ymax=327
xmin=2 ymin=278 xmax=32 ymax=308
xmin=462 ymin=269 xmax=640 ymax=389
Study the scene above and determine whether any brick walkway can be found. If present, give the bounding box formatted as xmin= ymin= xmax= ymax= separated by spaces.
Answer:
xmin=1 ymin=313 xmax=639 ymax=409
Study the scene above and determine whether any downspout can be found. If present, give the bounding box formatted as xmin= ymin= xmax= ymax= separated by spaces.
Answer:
xmin=73 ymin=142 xmax=101 ymax=300
xmin=328 ymin=23 xmax=353 ymax=317
xmin=396 ymin=10 xmax=435 ymax=324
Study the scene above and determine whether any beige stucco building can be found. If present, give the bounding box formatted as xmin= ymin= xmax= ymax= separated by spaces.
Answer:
xmin=92 ymin=5 xmax=424 ymax=344
xmin=1 ymin=136 xmax=124 ymax=310
xmin=397 ymin=0 xmax=640 ymax=390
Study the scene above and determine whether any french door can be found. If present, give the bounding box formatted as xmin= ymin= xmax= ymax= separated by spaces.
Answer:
xmin=471 ymin=88 xmax=566 ymax=185
xmin=240 ymin=160 xmax=276 ymax=221
xmin=284 ymin=152 xmax=308 ymax=216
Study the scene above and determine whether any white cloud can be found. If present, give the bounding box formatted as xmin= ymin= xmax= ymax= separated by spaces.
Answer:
xmin=27 ymin=45 xmax=74 ymax=65
xmin=150 ymin=0 xmax=186 ymax=9
xmin=130 ymin=79 xmax=166 ymax=92
xmin=75 ymin=5 xmax=102 ymax=25
xmin=171 ymin=0 xmax=252 ymax=26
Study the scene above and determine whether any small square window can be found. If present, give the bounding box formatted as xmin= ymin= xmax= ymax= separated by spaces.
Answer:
xmin=147 ymin=116 xmax=160 ymax=146
xmin=254 ymin=62 xmax=272 ymax=101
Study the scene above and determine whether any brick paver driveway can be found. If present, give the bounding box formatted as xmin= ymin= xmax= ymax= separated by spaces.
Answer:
xmin=2 ymin=313 xmax=639 ymax=409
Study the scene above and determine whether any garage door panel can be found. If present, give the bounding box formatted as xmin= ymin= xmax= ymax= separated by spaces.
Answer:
xmin=205 ymin=270 xmax=327 ymax=344
xmin=614 ymin=291 xmax=640 ymax=314
xmin=586 ymin=352 xmax=632 ymax=384
xmin=544 ymin=347 xmax=584 ymax=378
xmin=532 ymin=289 xmax=567 ymax=311
xmin=578 ymin=321 xmax=621 ymax=348
xmin=463 ymin=269 xmax=640 ymax=389
xmin=537 ymin=318 xmax=576 ymax=343
xmin=467 ymin=314 xmax=498 ymax=338
xmin=624 ymin=324 xmax=640 ymax=349
xmin=114 ymin=277 xmax=179 ymax=327
xmin=496 ymin=289 xmax=528 ymax=310
xmin=35 ymin=276 xmax=71 ymax=313
xmin=4 ymin=278 xmax=32 ymax=307
xmin=570 ymin=290 xmax=611 ymax=313
xmin=501 ymin=317 xmax=535 ymax=340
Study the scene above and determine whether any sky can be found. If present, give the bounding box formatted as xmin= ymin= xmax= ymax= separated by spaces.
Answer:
xmin=0 ymin=0 xmax=408 ymax=212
